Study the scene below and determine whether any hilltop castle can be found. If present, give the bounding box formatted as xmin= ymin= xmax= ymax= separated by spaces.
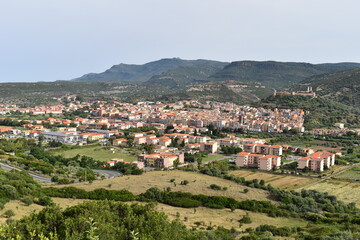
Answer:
xmin=274 ymin=86 xmax=316 ymax=97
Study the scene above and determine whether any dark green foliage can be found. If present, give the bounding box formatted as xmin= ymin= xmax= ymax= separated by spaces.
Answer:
xmin=257 ymin=95 xmax=360 ymax=129
xmin=8 ymin=156 xmax=54 ymax=174
xmin=140 ymin=187 xmax=285 ymax=216
xmin=36 ymin=196 xmax=54 ymax=206
xmin=180 ymin=180 xmax=189 ymax=185
xmin=255 ymin=224 xmax=294 ymax=237
xmin=42 ymin=187 xmax=136 ymax=202
xmin=0 ymin=138 xmax=36 ymax=153
xmin=221 ymin=146 xmax=242 ymax=155
xmin=111 ymin=162 xmax=143 ymax=175
xmin=3 ymin=209 xmax=15 ymax=218
xmin=20 ymin=197 xmax=33 ymax=206
xmin=209 ymin=184 xmax=222 ymax=190
xmin=2 ymin=201 xmax=228 ymax=240
xmin=0 ymin=169 xmax=42 ymax=207
xmin=239 ymin=214 xmax=252 ymax=224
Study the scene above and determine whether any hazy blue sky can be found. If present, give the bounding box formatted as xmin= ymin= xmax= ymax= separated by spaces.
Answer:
xmin=1 ymin=0 xmax=360 ymax=82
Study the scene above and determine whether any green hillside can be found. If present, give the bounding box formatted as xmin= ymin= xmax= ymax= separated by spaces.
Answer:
xmin=290 ymin=68 xmax=360 ymax=107
xmin=72 ymin=58 xmax=228 ymax=83
xmin=145 ymin=62 xmax=227 ymax=88
xmin=71 ymin=59 xmax=360 ymax=90
xmin=0 ymin=80 xmax=273 ymax=107
xmin=209 ymin=61 xmax=360 ymax=88
xmin=125 ymin=81 xmax=273 ymax=105
xmin=256 ymin=95 xmax=360 ymax=129
xmin=0 ymin=81 xmax=174 ymax=106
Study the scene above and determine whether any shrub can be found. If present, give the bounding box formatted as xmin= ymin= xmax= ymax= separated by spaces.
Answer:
xmin=21 ymin=197 xmax=33 ymax=206
xmin=239 ymin=214 xmax=252 ymax=224
xmin=36 ymin=196 xmax=54 ymax=206
xmin=166 ymin=197 xmax=201 ymax=208
xmin=3 ymin=209 xmax=15 ymax=218
xmin=209 ymin=184 xmax=222 ymax=190
xmin=51 ymin=176 xmax=59 ymax=182
xmin=181 ymin=180 xmax=189 ymax=185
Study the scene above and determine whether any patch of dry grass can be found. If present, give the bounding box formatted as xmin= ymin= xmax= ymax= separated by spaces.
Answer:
xmin=155 ymin=203 xmax=307 ymax=231
xmin=230 ymin=170 xmax=316 ymax=190
xmin=55 ymin=170 xmax=273 ymax=203
xmin=0 ymin=201 xmax=43 ymax=225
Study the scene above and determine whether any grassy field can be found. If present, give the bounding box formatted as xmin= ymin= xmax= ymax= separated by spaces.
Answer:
xmin=56 ymin=170 xmax=274 ymax=203
xmin=335 ymin=166 xmax=360 ymax=181
xmin=49 ymin=146 xmax=137 ymax=162
xmin=0 ymin=200 xmax=43 ymax=225
xmin=305 ymin=180 xmax=360 ymax=206
xmin=202 ymin=154 xmax=224 ymax=162
xmin=156 ymin=203 xmax=307 ymax=232
xmin=230 ymin=169 xmax=317 ymax=190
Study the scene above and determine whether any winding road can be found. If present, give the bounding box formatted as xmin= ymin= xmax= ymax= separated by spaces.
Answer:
xmin=0 ymin=162 xmax=122 ymax=183
xmin=93 ymin=169 xmax=122 ymax=178
xmin=0 ymin=162 xmax=51 ymax=182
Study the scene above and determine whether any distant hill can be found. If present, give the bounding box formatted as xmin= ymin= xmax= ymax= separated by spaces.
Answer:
xmin=290 ymin=68 xmax=360 ymax=107
xmin=209 ymin=61 xmax=360 ymax=88
xmin=145 ymin=62 xmax=227 ymax=88
xmin=72 ymin=58 xmax=228 ymax=84
xmin=71 ymin=58 xmax=360 ymax=89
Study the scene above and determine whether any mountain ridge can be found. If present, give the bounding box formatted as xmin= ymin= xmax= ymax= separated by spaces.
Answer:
xmin=71 ymin=58 xmax=360 ymax=89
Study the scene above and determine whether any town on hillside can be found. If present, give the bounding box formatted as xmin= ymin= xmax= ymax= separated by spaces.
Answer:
xmin=0 ymin=99 xmax=345 ymax=173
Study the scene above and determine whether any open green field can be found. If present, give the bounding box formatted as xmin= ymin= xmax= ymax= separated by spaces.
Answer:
xmin=49 ymin=146 xmax=137 ymax=162
xmin=55 ymin=170 xmax=274 ymax=203
xmin=202 ymin=154 xmax=224 ymax=162
xmin=335 ymin=166 xmax=360 ymax=181
xmin=305 ymin=180 xmax=360 ymax=206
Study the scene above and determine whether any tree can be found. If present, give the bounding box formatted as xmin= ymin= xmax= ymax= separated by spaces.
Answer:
xmin=173 ymin=158 xmax=180 ymax=168
xmin=196 ymin=157 xmax=202 ymax=169
xmin=143 ymin=144 xmax=155 ymax=154
xmin=38 ymin=135 xmax=45 ymax=147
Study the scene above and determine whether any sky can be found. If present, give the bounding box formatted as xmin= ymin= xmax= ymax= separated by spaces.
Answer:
xmin=1 ymin=0 xmax=360 ymax=82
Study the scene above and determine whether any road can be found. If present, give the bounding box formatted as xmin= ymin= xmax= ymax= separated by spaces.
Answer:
xmin=93 ymin=169 xmax=122 ymax=178
xmin=0 ymin=162 xmax=51 ymax=182
xmin=0 ymin=163 xmax=122 ymax=183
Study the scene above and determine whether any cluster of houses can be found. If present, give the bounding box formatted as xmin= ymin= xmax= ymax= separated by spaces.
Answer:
xmin=297 ymin=151 xmax=336 ymax=172
xmin=235 ymin=142 xmax=337 ymax=172
xmin=236 ymin=143 xmax=283 ymax=171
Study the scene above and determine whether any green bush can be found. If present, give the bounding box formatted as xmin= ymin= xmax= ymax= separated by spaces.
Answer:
xmin=36 ymin=196 xmax=54 ymax=206
xmin=209 ymin=184 xmax=222 ymax=190
xmin=3 ymin=209 xmax=15 ymax=218
xmin=20 ymin=197 xmax=33 ymax=206
xmin=166 ymin=197 xmax=201 ymax=208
